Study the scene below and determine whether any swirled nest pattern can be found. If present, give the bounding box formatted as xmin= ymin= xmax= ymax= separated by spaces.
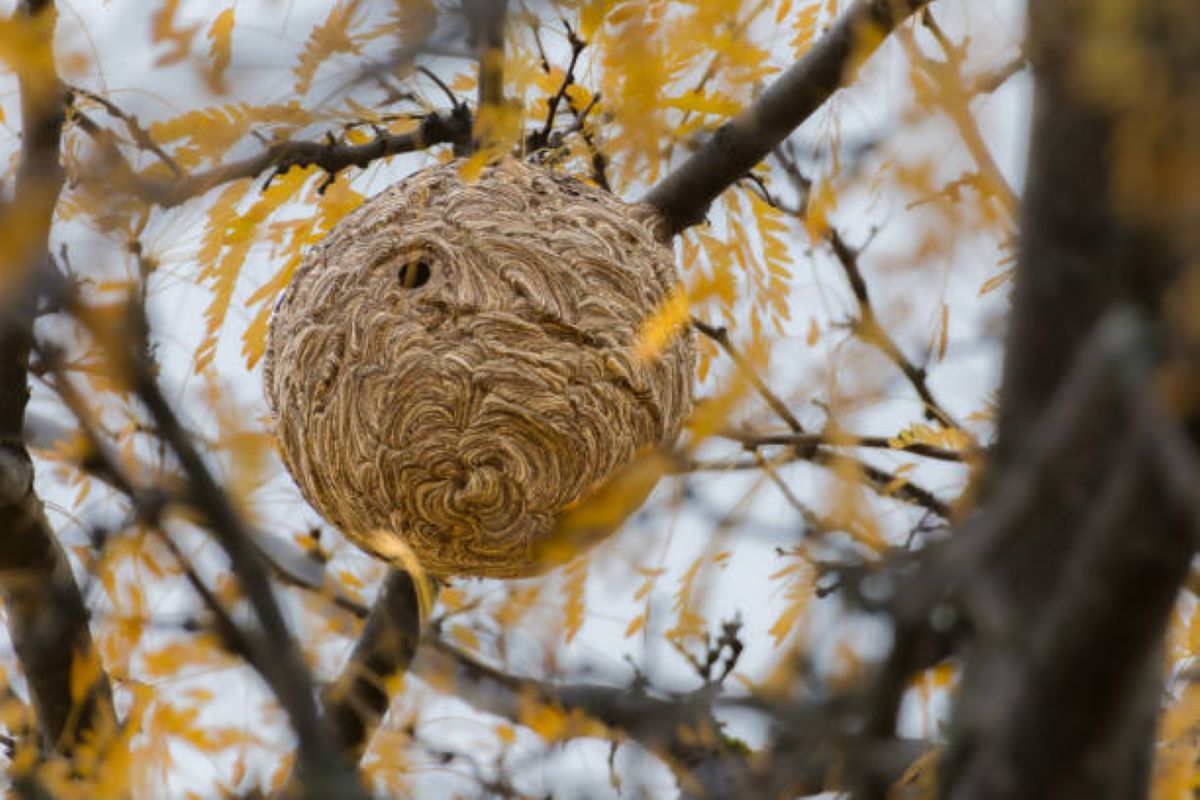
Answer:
xmin=264 ymin=159 xmax=694 ymax=578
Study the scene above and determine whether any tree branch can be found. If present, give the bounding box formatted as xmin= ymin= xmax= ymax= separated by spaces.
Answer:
xmin=0 ymin=0 xmax=116 ymax=757
xmin=323 ymin=569 xmax=423 ymax=764
xmin=641 ymin=0 xmax=932 ymax=235
xmin=827 ymin=228 xmax=966 ymax=433
xmin=464 ymin=0 xmax=510 ymax=152
xmin=726 ymin=429 xmax=966 ymax=462
xmin=692 ymin=317 xmax=805 ymax=433
xmin=119 ymin=107 xmax=472 ymax=208
xmin=101 ymin=307 xmax=365 ymax=798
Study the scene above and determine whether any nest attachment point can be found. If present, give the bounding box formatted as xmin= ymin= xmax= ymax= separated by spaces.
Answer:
xmin=264 ymin=159 xmax=694 ymax=578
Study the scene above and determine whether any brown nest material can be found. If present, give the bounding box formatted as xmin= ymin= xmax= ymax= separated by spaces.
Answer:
xmin=264 ymin=159 xmax=694 ymax=578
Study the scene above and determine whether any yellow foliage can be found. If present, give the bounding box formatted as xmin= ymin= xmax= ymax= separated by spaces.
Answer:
xmin=518 ymin=692 xmax=607 ymax=743
xmin=638 ymin=283 xmax=690 ymax=359
xmin=978 ymin=267 xmax=1015 ymax=296
xmin=194 ymin=168 xmax=313 ymax=372
xmin=667 ymin=555 xmax=708 ymax=647
xmin=140 ymin=634 xmax=227 ymax=679
xmin=451 ymin=623 xmax=481 ymax=651
xmin=149 ymin=102 xmax=313 ymax=169
xmin=562 ymin=558 xmax=588 ymax=643
xmin=767 ymin=558 xmax=813 ymax=646
xmin=151 ymin=0 xmax=201 ymax=67
xmin=294 ymin=1 xmax=365 ymax=96
xmin=889 ymin=423 xmax=972 ymax=452
xmin=205 ymin=8 xmax=235 ymax=92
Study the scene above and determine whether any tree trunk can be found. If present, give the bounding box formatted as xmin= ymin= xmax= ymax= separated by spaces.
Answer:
xmin=941 ymin=1 xmax=1200 ymax=796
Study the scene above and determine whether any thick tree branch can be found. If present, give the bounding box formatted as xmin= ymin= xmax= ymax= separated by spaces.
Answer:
xmin=411 ymin=636 xmax=751 ymax=797
xmin=933 ymin=0 xmax=1200 ymax=793
xmin=0 ymin=0 xmax=116 ymax=756
xmin=323 ymin=569 xmax=422 ymax=764
xmin=853 ymin=311 xmax=1150 ymax=799
xmin=641 ymin=0 xmax=932 ymax=235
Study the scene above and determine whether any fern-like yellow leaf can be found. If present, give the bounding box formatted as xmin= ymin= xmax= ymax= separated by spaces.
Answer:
xmin=294 ymin=1 xmax=365 ymax=96
xmin=205 ymin=8 xmax=235 ymax=92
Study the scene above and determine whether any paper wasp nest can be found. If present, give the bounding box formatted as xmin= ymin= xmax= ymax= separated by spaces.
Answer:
xmin=264 ymin=159 xmax=694 ymax=578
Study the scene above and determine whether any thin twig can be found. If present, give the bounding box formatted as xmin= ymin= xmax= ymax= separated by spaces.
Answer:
xmin=752 ymin=449 xmax=835 ymax=535
xmin=691 ymin=317 xmax=805 ymax=433
xmin=417 ymin=66 xmax=460 ymax=108
xmin=530 ymin=22 xmax=586 ymax=152
xmin=902 ymin=12 xmax=1018 ymax=213
xmin=726 ymin=429 xmax=967 ymax=463
xmin=826 ymin=228 xmax=966 ymax=434
xmin=66 ymin=86 xmax=182 ymax=177
xmin=968 ymin=53 xmax=1027 ymax=96
xmin=101 ymin=108 xmax=472 ymax=208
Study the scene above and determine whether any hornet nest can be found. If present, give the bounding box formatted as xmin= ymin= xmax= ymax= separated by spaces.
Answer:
xmin=264 ymin=158 xmax=694 ymax=578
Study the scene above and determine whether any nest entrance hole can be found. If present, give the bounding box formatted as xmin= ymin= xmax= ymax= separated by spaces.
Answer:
xmin=398 ymin=258 xmax=432 ymax=289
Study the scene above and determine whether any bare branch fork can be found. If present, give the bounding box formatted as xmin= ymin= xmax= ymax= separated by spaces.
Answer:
xmin=689 ymin=319 xmax=953 ymax=519
xmin=826 ymin=227 xmax=966 ymax=433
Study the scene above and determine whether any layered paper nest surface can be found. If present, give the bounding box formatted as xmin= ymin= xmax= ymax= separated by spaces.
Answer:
xmin=265 ymin=158 xmax=694 ymax=578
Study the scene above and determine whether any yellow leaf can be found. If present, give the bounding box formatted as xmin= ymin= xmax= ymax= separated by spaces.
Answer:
xmin=70 ymin=650 xmax=104 ymax=706
xmin=767 ymin=550 xmax=815 ymax=646
xmin=638 ymin=283 xmax=690 ymax=359
xmin=521 ymin=699 xmax=567 ymax=742
xmin=542 ymin=451 xmax=670 ymax=569
xmin=440 ymin=587 xmax=466 ymax=612
xmin=205 ymin=8 xmax=235 ymax=91
xmin=792 ymin=5 xmax=820 ymax=54
xmin=448 ymin=72 xmax=476 ymax=93
xmin=294 ymin=0 xmax=365 ymax=96
xmin=624 ymin=613 xmax=646 ymax=639
xmin=451 ymin=623 xmax=480 ymax=651
xmin=581 ymin=0 xmax=619 ymax=38
xmin=663 ymin=90 xmax=741 ymax=117
xmin=562 ymin=559 xmax=587 ymax=643
xmin=240 ymin=302 xmax=272 ymax=369
xmin=803 ymin=180 xmax=836 ymax=240
xmin=978 ymin=268 xmax=1014 ymax=296
xmin=151 ymin=0 xmax=201 ymax=67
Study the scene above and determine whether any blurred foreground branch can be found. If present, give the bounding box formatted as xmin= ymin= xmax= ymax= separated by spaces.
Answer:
xmin=0 ymin=0 xmax=115 ymax=758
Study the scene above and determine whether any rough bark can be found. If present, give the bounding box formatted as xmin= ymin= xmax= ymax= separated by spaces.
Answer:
xmin=323 ymin=569 xmax=422 ymax=764
xmin=938 ymin=1 xmax=1200 ymax=797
